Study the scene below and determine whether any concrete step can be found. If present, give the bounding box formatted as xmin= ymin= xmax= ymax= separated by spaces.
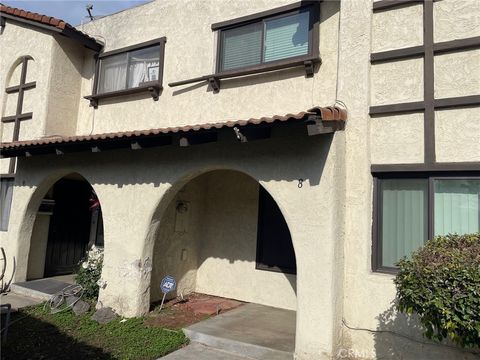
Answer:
xmin=160 ymin=342 xmax=256 ymax=360
xmin=184 ymin=334 xmax=293 ymax=360
xmin=183 ymin=303 xmax=295 ymax=360
xmin=10 ymin=278 xmax=74 ymax=301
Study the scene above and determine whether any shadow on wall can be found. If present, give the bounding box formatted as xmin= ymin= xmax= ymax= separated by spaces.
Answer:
xmin=374 ymin=301 xmax=480 ymax=359
xmin=149 ymin=170 xmax=297 ymax=307
xmin=16 ymin=131 xmax=333 ymax=190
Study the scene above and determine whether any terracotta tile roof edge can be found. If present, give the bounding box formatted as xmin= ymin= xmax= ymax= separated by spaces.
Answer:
xmin=0 ymin=4 xmax=100 ymax=45
xmin=0 ymin=106 xmax=347 ymax=150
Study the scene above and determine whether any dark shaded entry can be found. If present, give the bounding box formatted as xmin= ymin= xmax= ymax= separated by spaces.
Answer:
xmin=44 ymin=179 xmax=102 ymax=277
xmin=256 ymin=186 xmax=296 ymax=274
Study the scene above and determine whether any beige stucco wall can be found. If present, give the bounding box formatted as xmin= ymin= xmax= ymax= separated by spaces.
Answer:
xmin=434 ymin=0 xmax=480 ymax=43
xmin=370 ymin=113 xmax=424 ymax=164
xmin=150 ymin=175 xmax=204 ymax=302
xmin=44 ymin=36 xmax=86 ymax=137
xmin=1 ymin=0 xmax=479 ymax=359
xmin=0 ymin=22 xmax=54 ymax=173
xmin=26 ymin=214 xmax=50 ymax=280
xmin=371 ymin=3 xmax=423 ymax=52
xmin=195 ymin=171 xmax=296 ymax=310
xmin=434 ymin=49 xmax=480 ymax=99
xmin=350 ymin=1 xmax=480 ymax=359
xmin=151 ymin=170 xmax=297 ymax=310
xmin=0 ymin=21 xmax=88 ymax=173
xmin=74 ymin=0 xmax=340 ymax=134
xmin=435 ymin=107 xmax=480 ymax=163
xmin=2 ymin=127 xmax=344 ymax=359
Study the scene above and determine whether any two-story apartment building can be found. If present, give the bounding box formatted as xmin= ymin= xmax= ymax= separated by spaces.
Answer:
xmin=0 ymin=1 xmax=479 ymax=359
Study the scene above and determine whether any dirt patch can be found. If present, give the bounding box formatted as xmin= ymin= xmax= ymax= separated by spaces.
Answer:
xmin=145 ymin=293 xmax=243 ymax=330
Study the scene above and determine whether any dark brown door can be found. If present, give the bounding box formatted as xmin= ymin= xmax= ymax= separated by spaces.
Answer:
xmin=44 ymin=179 xmax=93 ymax=277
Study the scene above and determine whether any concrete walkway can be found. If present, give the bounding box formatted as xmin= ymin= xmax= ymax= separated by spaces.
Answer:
xmin=180 ymin=303 xmax=295 ymax=360
xmin=0 ymin=292 xmax=42 ymax=312
xmin=160 ymin=343 xmax=256 ymax=360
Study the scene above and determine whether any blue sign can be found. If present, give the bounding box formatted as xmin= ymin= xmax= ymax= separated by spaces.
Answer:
xmin=160 ymin=276 xmax=176 ymax=294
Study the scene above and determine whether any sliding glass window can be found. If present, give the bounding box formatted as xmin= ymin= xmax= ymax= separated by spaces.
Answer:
xmin=374 ymin=175 xmax=480 ymax=272
xmin=218 ymin=6 xmax=316 ymax=72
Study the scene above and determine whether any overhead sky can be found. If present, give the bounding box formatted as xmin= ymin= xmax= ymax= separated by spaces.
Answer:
xmin=3 ymin=0 xmax=152 ymax=26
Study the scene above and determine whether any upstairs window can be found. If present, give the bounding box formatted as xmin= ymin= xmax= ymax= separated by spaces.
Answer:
xmin=86 ymin=37 xmax=166 ymax=107
xmin=215 ymin=2 xmax=319 ymax=72
xmin=373 ymin=174 xmax=480 ymax=272
xmin=98 ymin=44 xmax=161 ymax=94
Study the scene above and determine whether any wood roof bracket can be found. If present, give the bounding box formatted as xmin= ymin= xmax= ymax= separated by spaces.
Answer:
xmin=148 ymin=85 xmax=160 ymax=101
xmin=304 ymin=60 xmax=315 ymax=77
xmin=306 ymin=115 xmax=340 ymax=136
xmin=208 ymin=77 xmax=220 ymax=93
xmin=88 ymin=97 xmax=99 ymax=109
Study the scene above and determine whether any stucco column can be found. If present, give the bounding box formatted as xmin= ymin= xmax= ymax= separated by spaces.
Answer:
xmin=262 ymin=136 xmax=345 ymax=360
xmin=97 ymin=183 xmax=170 ymax=317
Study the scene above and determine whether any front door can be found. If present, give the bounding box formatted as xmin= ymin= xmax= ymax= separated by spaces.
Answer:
xmin=44 ymin=179 xmax=93 ymax=277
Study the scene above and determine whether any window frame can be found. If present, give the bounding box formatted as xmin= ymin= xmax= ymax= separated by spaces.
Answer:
xmin=86 ymin=37 xmax=166 ymax=107
xmin=213 ymin=1 xmax=320 ymax=75
xmin=0 ymin=175 xmax=15 ymax=232
xmin=372 ymin=172 xmax=480 ymax=274
xmin=255 ymin=186 xmax=296 ymax=275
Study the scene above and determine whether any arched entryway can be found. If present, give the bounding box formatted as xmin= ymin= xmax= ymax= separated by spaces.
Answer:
xmin=26 ymin=173 xmax=103 ymax=280
xmin=149 ymin=169 xmax=297 ymax=352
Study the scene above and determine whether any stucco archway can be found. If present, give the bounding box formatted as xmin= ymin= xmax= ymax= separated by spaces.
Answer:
xmin=15 ymin=171 xmax=104 ymax=282
xmin=147 ymin=169 xmax=297 ymax=311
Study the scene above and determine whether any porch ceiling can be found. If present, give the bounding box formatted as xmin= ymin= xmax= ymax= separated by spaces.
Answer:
xmin=0 ymin=106 xmax=346 ymax=159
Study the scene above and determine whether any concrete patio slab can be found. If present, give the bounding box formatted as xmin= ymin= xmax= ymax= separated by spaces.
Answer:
xmin=160 ymin=343 xmax=254 ymax=360
xmin=183 ymin=303 xmax=295 ymax=360
xmin=0 ymin=292 xmax=42 ymax=312
xmin=10 ymin=275 xmax=75 ymax=301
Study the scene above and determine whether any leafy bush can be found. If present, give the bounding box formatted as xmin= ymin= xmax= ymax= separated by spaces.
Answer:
xmin=75 ymin=246 xmax=104 ymax=299
xmin=394 ymin=233 xmax=480 ymax=348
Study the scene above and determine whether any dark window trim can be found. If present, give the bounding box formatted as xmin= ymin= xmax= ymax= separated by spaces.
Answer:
xmin=255 ymin=186 xmax=296 ymax=275
xmin=372 ymin=171 xmax=480 ymax=273
xmin=169 ymin=1 xmax=320 ymax=90
xmin=211 ymin=1 xmax=320 ymax=30
xmin=85 ymin=37 xmax=166 ymax=108
xmin=215 ymin=4 xmax=319 ymax=74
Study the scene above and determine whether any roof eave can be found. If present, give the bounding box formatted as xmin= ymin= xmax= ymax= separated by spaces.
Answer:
xmin=0 ymin=13 xmax=103 ymax=52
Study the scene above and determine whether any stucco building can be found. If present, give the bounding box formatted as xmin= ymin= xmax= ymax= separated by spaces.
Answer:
xmin=0 ymin=1 xmax=479 ymax=359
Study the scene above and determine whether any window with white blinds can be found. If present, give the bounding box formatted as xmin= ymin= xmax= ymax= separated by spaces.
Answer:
xmin=374 ymin=176 xmax=480 ymax=271
xmin=219 ymin=7 xmax=313 ymax=72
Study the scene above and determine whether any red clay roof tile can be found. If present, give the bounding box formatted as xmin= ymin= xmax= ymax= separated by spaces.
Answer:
xmin=0 ymin=4 xmax=99 ymax=46
xmin=0 ymin=106 xmax=347 ymax=151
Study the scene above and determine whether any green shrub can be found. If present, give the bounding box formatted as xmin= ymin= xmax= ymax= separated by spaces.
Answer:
xmin=75 ymin=246 xmax=104 ymax=299
xmin=394 ymin=233 xmax=480 ymax=348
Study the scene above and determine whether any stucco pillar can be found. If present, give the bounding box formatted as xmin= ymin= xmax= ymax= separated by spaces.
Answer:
xmin=262 ymin=136 xmax=345 ymax=360
xmin=97 ymin=183 xmax=170 ymax=317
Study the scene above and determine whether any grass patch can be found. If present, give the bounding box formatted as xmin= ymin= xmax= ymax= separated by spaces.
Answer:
xmin=2 ymin=303 xmax=187 ymax=360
